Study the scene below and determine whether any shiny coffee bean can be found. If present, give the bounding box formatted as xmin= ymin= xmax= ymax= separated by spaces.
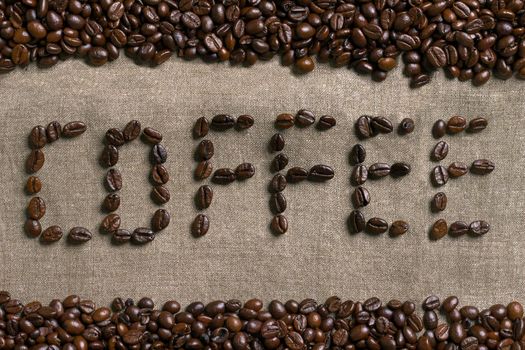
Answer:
xmin=103 ymin=193 xmax=120 ymax=212
xmin=432 ymin=192 xmax=447 ymax=212
xmin=68 ymin=227 xmax=92 ymax=243
xmin=352 ymin=187 xmax=371 ymax=208
xmin=399 ymin=118 xmax=415 ymax=134
xmin=275 ymin=113 xmax=294 ymax=129
xmin=390 ymin=162 xmax=411 ymax=177
xmin=131 ymin=228 xmax=155 ymax=244
xmin=449 ymin=221 xmax=469 ymax=237
xmin=197 ymin=140 xmax=214 ymax=160
xmin=470 ymin=159 xmax=495 ymax=175
xmin=46 ymin=121 xmax=61 ymax=143
xmin=430 ymin=219 xmax=448 ymax=240
xmin=152 ymin=144 xmax=168 ymax=164
xmin=211 ymin=115 xmax=235 ymax=130
xmin=123 ymin=120 xmax=141 ymax=142
xmin=26 ymin=176 xmax=42 ymax=194
xmin=26 ymin=149 xmax=45 ymax=173
xmin=105 ymin=128 xmax=125 ymax=147
xmin=272 ymin=154 xmax=289 ymax=172
xmin=143 ymin=127 xmax=163 ymax=144
xmin=317 ymin=115 xmax=336 ymax=130
xmin=236 ymin=163 xmax=255 ymax=180
xmin=447 ymin=116 xmax=467 ymax=134
xmin=371 ymin=117 xmax=393 ymax=134
xmin=287 ymin=167 xmax=308 ymax=183
xmin=432 ymin=120 xmax=447 ymax=138
xmin=308 ymin=164 xmax=334 ymax=181
xmin=469 ymin=220 xmax=490 ymax=236
xmin=195 ymin=161 xmax=213 ymax=180
xmin=270 ymin=133 xmax=285 ymax=152
xmin=25 ymin=219 xmax=42 ymax=237
xmin=101 ymin=145 xmax=119 ymax=167
xmin=29 ymin=125 xmax=47 ymax=148
xmin=196 ymin=185 xmax=213 ymax=209
xmin=152 ymin=209 xmax=170 ymax=232
xmin=366 ymin=217 xmax=388 ymax=234
xmin=431 ymin=141 xmax=449 ymax=161
xmin=448 ymin=162 xmax=468 ymax=178
xmin=271 ymin=214 xmax=288 ymax=234
xmin=41 ymin=225 xmax=63 ymax=243
xmin=151 ymin=164 xmax=169 ymax=185
xmin=62 ymin=121 xmax=86 ymax=137
xmin=27 ymin=197 xmax=46 ymax=220
xmin=356 ymin=116 xmax=373 ymax=138
xmin=390 ymin=220 xmax=409 ymax=236
xmin=348 ymin=210 xmax=366 ymax=233
xmin=152 ymin=185 xmax=170 ymax=204
xmin=236 ymin=115 xmax=254 ymax=130
xmin=105 ymin=169 xmax=122 ymax=192
xmin=101 ymin=213 xmax=120 ymax=233
xmin=468 ymin=117 xmax=488 ymax=133
xmin=432 ymin=166 xmax=449 ymax=186
xmin=270 ymin=174 xmax=287 ymax=193
xmin=213 ymin=168 xmax=236 ymax=184
xmin=112 ymin=229 xmax=131 ymax=244
xmin=193 ymin=117 xmax=209 ymax=138
xmin=295 ymin=109 xmax=315 ymax=127
xmin=270 ymin=192 xmax=287 ymax=214
xmin=351 ymin=165 xmax=368 ymax=185
xmin=192 ymin=214 xmax=209 ymax=237
xmin=369 ymin=163 xmax=391 ymax=178
xmin=350 ymin=144 xmax=367 ymax=165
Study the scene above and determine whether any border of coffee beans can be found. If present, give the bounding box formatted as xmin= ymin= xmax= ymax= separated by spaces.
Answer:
xmin=99 ymin=120 xmax=171 ymax=245
xmin=269 ymin=110 xmax=336 ymax=235
xmin=25 ymin=121 xmax=89 ymax=244
xmin=350 ymin=116 xmax=413 ymax=237
xmin=192 ymin=114 xmax=256 ymax=238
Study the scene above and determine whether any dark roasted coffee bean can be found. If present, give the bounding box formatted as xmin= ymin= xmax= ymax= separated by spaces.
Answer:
xmin=471 ymin=159 xmax=495 ymax=175
xmin=371 ymin=116 xmax=393 ymax=134
xmin=287 ymin=167 xmax=308 ymax=183
xmin=317 ymin=115 xmax=336 ymax=130
xmin=152 ymin=144 xmax=168 ymax=164
xmin=422 ymin=296 xmax=440 ymax=311
xmin=26 ymin=176 xmax=42 ymax=194
xmin=348 ymin=210 xmax=366 ymax=233
xmin=236 ymin=163 xmax=255 ymax=180
xmin=196 ymin=185 xmax=213 ymax=209
xmin=448 ymin=162 xmax=468 ymax=178
xmin=271 ymin=214 xmax=288 ymax=234
xmin=270 ymin=192 xmax=287 ymax=214
xmin=449 ymin=221 xmax=469 ymax=237
xmin=351 ymin=165 xmax=368 ymax=185
xmin=62 ymin=121 xmax=86 ymax=137
xmin=123 ymin=120 xmax=141 ymax=142
xmin=212 ymin=168 xmax=236 ymax=184
xmin=143 ymin=127 xmax=163 ymax=144
xmin=270 ymin=133 xmax=285 ymax=152
xmin=101 ymin=214 xmax=120 ymax=233
xmin=275 ymin=113 xmax=294 ymax=129
xmin=350 ymin=144 xmax=366 ymax=165
xmin=105 ymin=128 xmax=125 ymax=147
xmin=366 ymin=217 xmax=388 ymax=234
xmin=195 ymin=161 xmax=213 ymax=180
xmin=151 ymin=209 xmax=170 ymax=232
xmin=192 ymin=214 xmax=209 ymax=237
xmin=431 ymin=141 xmax=449 ymax=161
xmin=432 ymin=120 xmax=446 ymax=139
xmin=112 ymin=229 xmax=131 ymax=244
xmin=193 ymin=117 xmax=209 ymax=138
xmin=309 ymin=164 xmax=334 ymax=181
xmin=447 ymin=116 xmax=467 ymax=134
xmin=151 ymin=164 xmax=169 ymax=185
xmin=391 ymin=162 xmax=411 ymax=177
xmin=25 ymin=219 xmax=42 ymax=237
xmin=68 ymin=227 xmax=92 ymax=243
xmin=430 ymin=219 xmax=448 ymax=240
xmin=152 ymin=185 xmax=170 ymax=204
xmin=131 ymin=228 xmax=155 ymax=244
xmin=29 ymin=125 xmax=47 ymax=148
xmin=26 ymin=149 xmax=45 ymax=173
xmin=295 ymin=109 xmax=315 ymax=127
xmin=236 ymin=115 xmax=254 ymax=130
xmin=399 ymin=118 xmax=415 ymax=134
xmin=272 ymin=154 xmax=289 ymax=172
xmin=352 ymin=186 xmax=371 ymax=208
xmin=468 ymin=117 xmax=488 ymax=133
xmin=390 ymin=220 xmax=409 ymax=237
xmin=197 ymin=140 xmax=214 ymax=160
xmin=432 ymin=192 xmax=447 ymax=212
xmin=41 ymin=225 xmax=63 ymax=243
xmin=369 ymin=163 xmax=391 ymax=178
xmin=432 ymin=166 xmax=449 ymax=186
xmin=356 ymin=116 xmax=373 ymax=138
xmin=27 ymin=197 xmax=46 ymax=220
xmin=105 ymin=169 xmax=122 ymax=192
xmin=46 ymin=121 xmax=61 ymax=143
xmin=270 ymin=174 xmax=287 ymax=193
xmin=211 ymin=114 xmax=235 ymax=130
xmin=469 ymin=220 xmax=490 ymax=236
xmin=103 ymin=193 xmax=120 ymax=212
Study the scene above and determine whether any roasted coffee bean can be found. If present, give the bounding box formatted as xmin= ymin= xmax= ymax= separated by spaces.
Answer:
xmin=270 ymin=192 xmax=287 ymax=214
xmin=348 ymin=210 xmax=366 ymax=233
xmin=103 ymin=193 xmax=120 ymax=212
xmin=195 ymin=161 xmax=213 ymax=180
xmin=26 ymin=149 xmax=45 ymax=173
xmin=29 ymin=125 xmax=47 ymax=149
xmin=390 ymin=162 xmax=411 ymax=177
xmin=399 ymin=118 xmax=415 ymax=134
xmin=212 ymin=168 xmax=236 ymax=184
xmin=151 ymin=164 xmax=169 ymax=185
xmin=152 ymin=209 xmax=170 ymax=232
xmin=105 ymin=169 xmax=122 ymax=192
xmin=449 ymin=221 xmax=469 ymax=237
xmin=431 ymin=141 xmax=449 ymax=161
xmin=236 ymin=115 xmax=254 ymax=130
xmin=366 ymin=217 xmax=388 ymax=234
xmin=295 ymin=109 xmax=315 ymax=127
xmin=196 ymin=185 xmax=213 ymax=209
xmin=131 ymin=228 xmax=155 ymax=244
xmin=101 ymin=145 xmax=119 ymax=167
xmin=68 ymin=227 xmax=92 ymax=243
xmin=275 ymin=113 xmax=294 ymax=129
xmin=371 ymin=117 xmax=393 ymax=134
xmin=143 ymin=127 xmax=163 ymax=144
xmin=287 ymin=167 xmax=308 ymax=183
xmin=430 ymin=219 xmax=448 ymax=240
xmin=101 ymin=213 xmax=120 ymax=233
xmin=270 ymin=174 xmax=287 ymax=193
xmin=432 ymin=192 xmax=447 ymax=212
xmin=471 ymin=159 xmax=495 ymax=175
xmin=352 ymin=186 xmax=371 ymax=208
xmin=270 ymin=133 xmax=285 ymax=152
xmin=193 ymin=117 xmax=209 ymax=138
xmin=236 ymin=163 xmax=255 ymax=180
xmin=197 ymin=140 xmax=214 ymax=160
xmin=309 ymin=164 xmax=334 ymax=181
xmin=448 ymin=162 xmax=468 ymax=178
xmin=447 ymin=116 xmax=467 ymax=134
xmin=152 ymin=144 xmax=168 ymax=164
xmin=26 ymin=176 xmax=42 ymax=194
xmin=432 ymin=120 xmax=447 ymax=139
xmin=27 ymin=197 xmax=46 ymax=220
xmin=123 ymin=120 xmax=141 ymax=142
xmin=192 ymin=214 xmax=209 ymax=237
xmin=272 ymin=154 xmax=289 ymax=172
xmin=350 ymin=144 xmax=366 ymax=165
xmin=351 ymin=165 xmax=368 ymax=185
xmin=468 ymin=117 xmax=488 ymax=133
xmin=24 ymin=219 xmax=42 ymax=237
xmin=271 ymin=214 xmax=288 ymax=234
xmin=152 ymin=185 xmax=170 ymax=204
xmin=211 ymin=114 xmax=235 ymax=130
xmin=369 ymin=163 xmax=391 ymax=178
xmin=112 ymin=229 xmax=131 ymax=243
xmin=431 ymin=166 xmax=449 ymax=186
xmin=469 ymin=220 xmax=490 ymax=236
xmin=62 ymin=121 xmax=86 ymax=137
xmin=105 ymin=128 xmax=125 ymax=147
xmin=46 ymin=121 xmax=61 ymax=143
xmin=41 ymin=225 xmax=63 ymax=243
xmin=390 ymin=220 xmax=409 ymax=237
xmin=422 ymin=296 xmax=440 ymax=311
xmin=356 ymin=116 xmax=373 ymax=138
xmin=317 ymin=115 xmax=336 ymax=130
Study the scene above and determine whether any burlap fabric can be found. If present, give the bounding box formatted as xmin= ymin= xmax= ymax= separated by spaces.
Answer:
xmin=0 ymin=58 xmax=523 ymax=308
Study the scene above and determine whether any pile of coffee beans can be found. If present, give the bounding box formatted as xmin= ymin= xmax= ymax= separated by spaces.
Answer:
xmin=269 ymin=110 xmax=335 ymax=235
xmin=429 ymin=116 xmax=493 ymax=240
xmin=192 ymin=115 xmax=255 ymax=237
xmin=0 ymin=292 xmax=523 ymax=350
xmin=100 ymin=120 xmax=171 ymax=245
xmin=24 ymin=121 xmax=89 ymax=244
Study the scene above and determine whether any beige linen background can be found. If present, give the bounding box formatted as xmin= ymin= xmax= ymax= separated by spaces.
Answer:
xmin=0 ymin=58 xmax=524 ymax=308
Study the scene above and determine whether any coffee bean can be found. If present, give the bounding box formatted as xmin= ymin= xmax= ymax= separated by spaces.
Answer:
xmin=426 ymin=46 xmax=447 ymax=68
xmin=193 ymin=117 xmax=209 ymax=138
xmin=471 ymin=159 xmax=495 ymax=175
xmin=448 ymin=162 xmax=468 ymax=178
xmin=103 ymin=193 xmax=120 ymax=212
xmin=152 ymin=209 xmax=170 ymax=232
xmin=62 ymin=121 xmax=86 ymax=137
xmin=46 ymin=121 xmax=61 ymax=143
xmin=431 ymin=141 xmax=449 ymax=161
xmin=26 ymin=149 xmax=45 ymax=173
xmin=270 ymin=192 xmax=287 ymax=214
xmin=112 ymin=229 xmax=131 ymax=244
xmin=309 ymin=164 xmax=334 ymax=181
xmin=431 ymin=192 xmax=447 ymax=212
xmin=447 ymin=116 xmax=467 ymax=134
xmin=449 ymin=221 xmax=469 ymax=237
xmin=271 ymin=214 xmax=288 ymax=234
xmin=390 ymin=162 xmax=411 ymax=177
xmin=68 ymin=227 xmax=92 ymax=243
xmin=369 ymin=163 xmax=391 ymax=178
xmin=469 ymin=220 xmax=490 ymax=236
xmin=356 ymin=116 xmax=373 ymax=138
xmin=461 ymin=337 xmax=479 ymax=350
xmin=151 ymin=164 xmax=169 ymax=185
xmin=348 ymin=210 xmax=366 ymax=233
xmin=270 ymin=133 xmax=285 ymax=152
xmin=430 ymin=219 xmax=448 ymax=240
xmin=211 ymin=114 xmax=235 ymax=130
xmin=351 ymin=165 xmax=368 ymax=185
xmin=29 ymin=125 xmax=47 ymax=149
xmin=272 ymin=153 xmax=289 ymax=172
xmin=287 ymin=167 xmax=308 ymax=183
xmin=371 ymin=116 xmax=393 ymax=134
xmin=468 ymin=117 xmax=488 ymax=133
xmin=350 ymin=144 xmax=366 ymax=165
xmin=399 ymin=118 xmax=415 ymax=134
xmin=295 ymin=109 xmax=315 ymax=127
xmin=41 ymin=225 xmax=63 ymax=243
xmin=123 ymin=120 xmax=141 ymax=142
xmin=389 ymin=220 xmax=409 ymax=236
xmin=431 ymin=166 xmax=449 ymax=186
xmin=196 ymin=185 xmax=213 ymax=209
xmin=152 ymin=144 xmax=168 ymax=164
xmin=317 ymin=115 xmax=336 ymax=130
xmin=152 ymin=185 xmax=170 ymax=204
xmin=212 ymin=168 xmax=236 ymax=184
xmin=27 ymin=197 xmax=46 ymax=220
xmin=105 ymin=168 xmax=122 ymax=192
xmin=105 ymin=128 xmax=125 ymax=147
xmin=132 ymin=228 xmax=155 ymax=244
xmin=197 ymin=140 xmax=214 ymax=160
xmin=26 ymin=176 xmax=42 ymax=194
xmin=195 ymin=161 xmax=213 ymax=180
xmin=422 ymin=295 xmax=440 ymax=311
xmin=275 ymin=113 xmax=294 ymax=129
xmin=236 ymin=115 xmax=254 ymax=130
xmin=143 ymin=127 xmax=163 ymax=144
xmin=192 ymin=214 xmax=209 ymax=237
xmin=101 ymin=213 xmax=120 ymax=233
xmin=352 ymin=186 xmax=371 ymax=208
xmin=25 ymin=219 xmax=41 ymax=237
xmin=101 ymin=145 xmax=119 ymax=167
xmin=236 ymin=163 xmax=255 ymax=180
xmin=366 ymin=217 xmax=388 ymax=234
xmin=432 ymin=120 xmax=447 ymax=139
xmin=270 ymin=174 xmax=287 ymax=193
